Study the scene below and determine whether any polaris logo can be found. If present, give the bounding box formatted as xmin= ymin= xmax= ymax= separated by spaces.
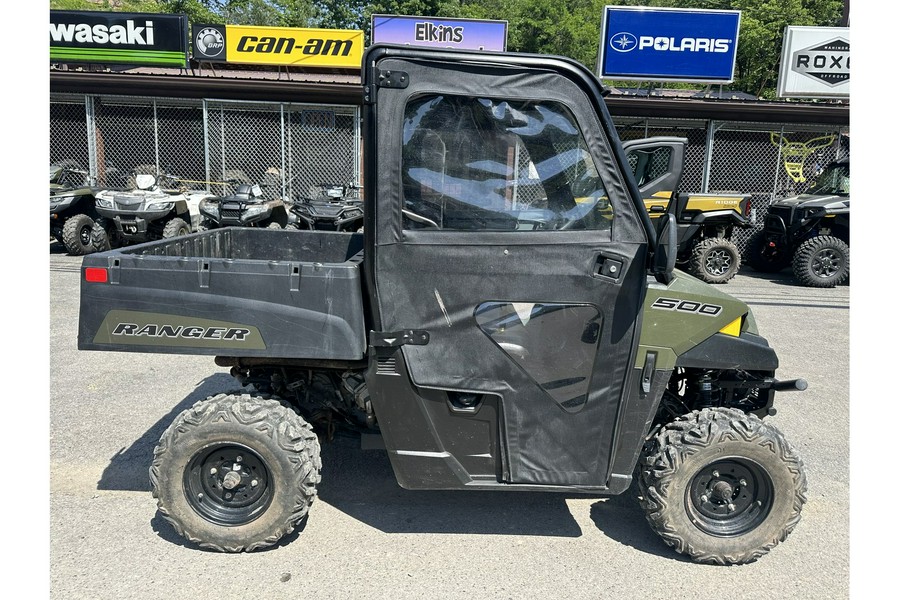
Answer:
xmin=112 ymin=322 xmax=251 ymax=341
xmin=49 ymin=20 xmax=155 ymax=45
xmin=415 ymin=22 xmax=464 ymax=44
xmin=638 ymin=35 xmax=731 ymax=53
xmin=236 ymin=36 xmax=353 ymax=56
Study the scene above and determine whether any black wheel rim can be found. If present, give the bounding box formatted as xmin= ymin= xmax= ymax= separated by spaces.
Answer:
xmin=811 ymin=248 xmax=843 ymax=278
xmin=686 ymin=458 xmax=773 ymax=537
xmin=184 ymin=443 xmax=273 ymax=526
xmin=80 ymin=224 xmax=92 ymax=246
xmin=704 ymin=248 xmax=733 ymax=276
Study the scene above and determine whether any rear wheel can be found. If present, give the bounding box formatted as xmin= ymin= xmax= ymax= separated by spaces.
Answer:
xmin=792 ymin=235 xmax=849 ymax=288
xmin=638 ymin=408 xmax=807 ymax=565
xmin=62 ymin=214 xmax=96 ymax=255
xmin=688 ymin=238 xmax=741 ymax=284
xmin=150 ymin=393 xmax=322 ymax=552
xmin=162 ymin=217 xmax=191 ymax=239
xmin=744 ymin=231 xmax=791 ymax=273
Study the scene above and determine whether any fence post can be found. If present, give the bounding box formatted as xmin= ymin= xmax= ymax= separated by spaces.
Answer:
xmin=202 ymin=99 xmax=210 ymax=190
xmin=280 ymin=103 xmax=287 ymax=200
xmin=771 ymin=125 xmax=785 ymax=202
xmin=153 ymin=98 xmax=160 ymax=173
xmin=701 ymin=119 xmax=717 ymax=193
xmin=85 ymin=95 xmax=98 ymax=182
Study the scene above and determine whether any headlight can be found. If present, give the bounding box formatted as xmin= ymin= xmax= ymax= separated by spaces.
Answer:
xmin=96 ymin=196 xmax=113 ymax=208
xmin=52 ymin=195 xmax=74 ymax=205
xmin=147 ymin=201 xmax=174 ymax=211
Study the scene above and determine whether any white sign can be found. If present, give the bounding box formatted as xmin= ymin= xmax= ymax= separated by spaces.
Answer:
xmin=777 ymin=26 xmax=849 ymax=99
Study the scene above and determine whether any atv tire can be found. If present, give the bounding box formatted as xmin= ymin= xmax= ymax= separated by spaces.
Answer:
xmin=638 ymin=407 xmax=807 ymax=565
xmin=791 ymin=235 xmax=849 ymax=288
xmin=62 ymin=214 xmax=96 ymax=256
xmin=162 ymin=217 xmax=191 ymax=239
xmin=90 ymin=217 xmax=122 ymax=252
xmin=744 ymin=230 xmax=791 ymax=273
xmin=689 ymin=238 xmax=741 ymax=284
xmin=266 ymin=221 xmax=283 ymax=229
xmin=150 ymin=393 xmax=322 ymax=552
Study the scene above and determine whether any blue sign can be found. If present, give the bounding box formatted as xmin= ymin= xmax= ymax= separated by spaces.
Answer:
xmin=598 ymin=6 xmax=741 ymax=83
xmin=371 ymin=14 xmax=507 ymax=52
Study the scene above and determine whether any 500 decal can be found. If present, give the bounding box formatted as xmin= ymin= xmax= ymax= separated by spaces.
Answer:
xmin=651 ymin=297 xmax=723 ymax=316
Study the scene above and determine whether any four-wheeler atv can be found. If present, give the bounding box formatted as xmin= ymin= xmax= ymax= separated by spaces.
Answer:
xmin=49 ymin=159 xmax=101 ymax=255
xmin=745 ymin=158 xmax=849 ymax=288
xmin=288 ymin=183 xmax=364 ymax=232
xmin=91 ymin=167 xmax=210 ymax=249
xmin=198 ymin=179 xmax=291 ymax=230
xmin=624 ymin=138 xmax=752 ymax=284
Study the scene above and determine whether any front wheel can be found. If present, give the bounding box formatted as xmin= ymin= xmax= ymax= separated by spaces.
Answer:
xmin=162 ymin=217 xmax=191 ymax=239
xmin=791 ymin=235 xmax=849 ymax=288
xmin=688 ymin=238 xmax=741 ymax=284
xmin=150 ymin=393 xmax=322 ymax=552
xmin=61 ymin=213 xmax=95 ymax=255
xmin=638 ymin=408 xmax=807 ymax=565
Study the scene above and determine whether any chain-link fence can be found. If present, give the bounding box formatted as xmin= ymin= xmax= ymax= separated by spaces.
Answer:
xmin=612 ymin=116 xmax=849 ymax=249
xmin=50 ymin=92 xmax=846 ymax=251
xmin=50 ymin=94 xmax=361 ymax=203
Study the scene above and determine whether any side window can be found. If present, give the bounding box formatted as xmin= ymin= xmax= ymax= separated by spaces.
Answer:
xmin=401 ymin=95 xmax=612 ymax=231
xmin=629 ymin=146 xmax=672 ymax=188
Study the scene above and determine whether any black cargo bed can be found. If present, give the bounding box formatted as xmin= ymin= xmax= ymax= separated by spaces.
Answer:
xmin=78 ymin=228 xmax=367 ymax=360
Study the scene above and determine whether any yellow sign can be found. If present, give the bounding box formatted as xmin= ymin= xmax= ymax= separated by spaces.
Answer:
xmin=223 ymin=25 xmax=362 ymax=68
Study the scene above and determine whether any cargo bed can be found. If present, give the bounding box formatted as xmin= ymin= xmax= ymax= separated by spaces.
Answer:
xmin=78 ymin=228 xmax=367 ymax=360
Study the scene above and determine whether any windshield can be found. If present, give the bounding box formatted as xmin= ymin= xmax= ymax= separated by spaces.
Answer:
xmin=807 ymin=162 xmax=849 ymax=196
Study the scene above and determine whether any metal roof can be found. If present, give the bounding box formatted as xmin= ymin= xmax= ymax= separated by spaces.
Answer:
xmin=49 ymin=64 xmax=849 ymax=126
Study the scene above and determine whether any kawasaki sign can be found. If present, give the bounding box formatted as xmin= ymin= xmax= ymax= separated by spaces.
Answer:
xmin=597 ymin=6 xmax=740 ymax=84
xmin=50 ymin=10 xmax=189 ymax=67
xmin=777 ymin=26 xmax=849 ymax=99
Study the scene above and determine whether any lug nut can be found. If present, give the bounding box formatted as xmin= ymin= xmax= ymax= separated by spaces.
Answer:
xmin=701 ymin=495 xmax=709 ymax=503
xmin=727 ymin=503 xmax=736 ymax=512
xmin=712 ymin=470 xmax=719 ymax=478
xmin=739 ymin=479 xmax=747 ymax=487
xmin=236 ymin=456 xmax=243 ymax=463
xmin=210 ymin=467 xmax=217 ymax=475
xmin=251 ymin=479 xmax=258 ymax=487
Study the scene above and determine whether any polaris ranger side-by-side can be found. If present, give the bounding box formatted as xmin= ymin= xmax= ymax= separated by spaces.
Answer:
xmin=77 ymin=46 xmax=808 ymax=565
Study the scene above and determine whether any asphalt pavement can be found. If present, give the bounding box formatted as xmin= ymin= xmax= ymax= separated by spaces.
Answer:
xmin=47 ymin=240 xmax=851 ymax=599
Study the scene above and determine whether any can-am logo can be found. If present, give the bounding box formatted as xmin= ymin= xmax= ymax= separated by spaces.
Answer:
xmin=610 ymin=31 xmax=731 ymax=53
xmin=791 ymin=37 xmax=849 ymax=86
xmin=195 ymin=26 xmax=225 ymax=58
xmin=49 ymin=20 xmax=155 ymax=45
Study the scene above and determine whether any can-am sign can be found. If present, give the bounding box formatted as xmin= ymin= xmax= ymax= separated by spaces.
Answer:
xmin=598 ymin=6 xmax=740 ymax=83
xmin=777 ymin=26 xmax=849 ymax=99
xmin=50 ymin=10 xmax=189 ymax=67
xmin=371 ymin=14 xmax=507 ymax=51
xmin=192 ymin=23 xmax=362 ymax=68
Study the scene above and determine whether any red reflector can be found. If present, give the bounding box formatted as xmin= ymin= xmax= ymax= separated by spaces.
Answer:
xmin=768 ymin=242 xmax=776 ymax=247
xmin=85 ymin=268 xmax=108 ymax=283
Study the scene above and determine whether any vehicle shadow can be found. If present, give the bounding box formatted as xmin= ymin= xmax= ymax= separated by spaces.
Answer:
xmin=96 ymin=372 xmax=236 ymax=492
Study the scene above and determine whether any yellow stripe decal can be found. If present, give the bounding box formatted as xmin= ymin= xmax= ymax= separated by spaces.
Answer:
xmin=718 ymin=317 xmax=742 ymax=337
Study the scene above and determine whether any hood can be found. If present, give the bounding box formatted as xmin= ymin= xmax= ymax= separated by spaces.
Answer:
xmin=774 ymin=193 xmax=849 ymax=211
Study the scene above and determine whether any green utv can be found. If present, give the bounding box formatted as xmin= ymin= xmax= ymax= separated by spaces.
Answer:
xmin=77 ymin=46 xmax=808 ymax=565
xmin=49 ymin=159 xmax=100 ymax=255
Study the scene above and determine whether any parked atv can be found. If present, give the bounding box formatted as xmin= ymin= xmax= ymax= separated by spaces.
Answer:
xmin=49 ymin=159 xmax=100 ymax=255
xmin=198 ymin=177 xmax=290 ymax=230
xmin=624 ymin=138 xmax=752 ymax=284
xmin=288 ymin=183 xmax=364 ymax=232
xmin=745 ymin=157 xmax=849 ymax=288
xmin=92 ymin=167 xmax=210 ymax=249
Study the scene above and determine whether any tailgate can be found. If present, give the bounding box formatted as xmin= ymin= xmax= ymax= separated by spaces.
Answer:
xmin=77 ymin=228 xmax=367 ymax=360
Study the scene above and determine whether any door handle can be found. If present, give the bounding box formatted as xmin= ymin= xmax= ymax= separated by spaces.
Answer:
xmin=593 ymin=254 xmax=624 ymax=281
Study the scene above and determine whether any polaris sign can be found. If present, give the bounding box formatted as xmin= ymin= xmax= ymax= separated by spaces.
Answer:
xmin=598 ymin=6 xmax=740 ymax=84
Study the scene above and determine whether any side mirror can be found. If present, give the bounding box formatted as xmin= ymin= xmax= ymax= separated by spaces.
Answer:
xmin=653 ymin=213 xmax=677 ymax=284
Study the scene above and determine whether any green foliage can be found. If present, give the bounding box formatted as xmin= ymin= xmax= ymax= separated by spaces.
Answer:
xmin=50 ymin=0 xmax=163 ymax=11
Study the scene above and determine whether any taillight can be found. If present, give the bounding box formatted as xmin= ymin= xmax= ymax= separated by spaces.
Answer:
xmin=84 ymin=267 xmax=108 ymax=283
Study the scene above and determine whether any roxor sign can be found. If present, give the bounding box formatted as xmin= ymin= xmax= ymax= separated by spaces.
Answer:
xmin=192 ymin=23 xmax=362 ymax=68
xmin=777 ymin=26 xmax=849 ymax=99
xmin=50 ymin=10 xmax=189 ymax=67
